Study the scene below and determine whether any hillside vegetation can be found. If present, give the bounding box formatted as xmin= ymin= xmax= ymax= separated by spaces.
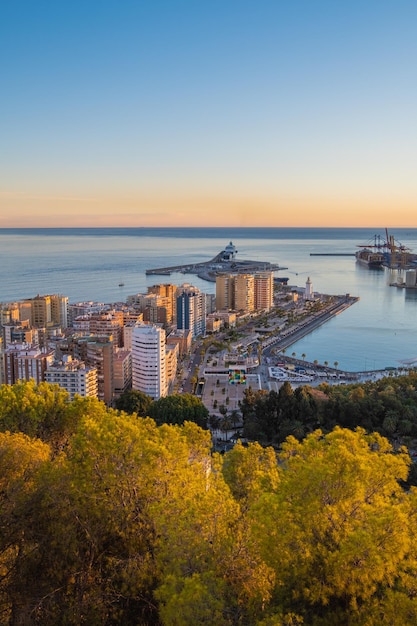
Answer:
xmin=0 ymin=380 xmax=417 ymax=625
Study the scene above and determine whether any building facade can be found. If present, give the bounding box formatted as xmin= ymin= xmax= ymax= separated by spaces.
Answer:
xmin=176 ymin=284 xmax=206 ymax=338
xmin=45 ymin=357 xmax=98 ymax=400
xmin=132 ymin=323 xmax=167 ymax=400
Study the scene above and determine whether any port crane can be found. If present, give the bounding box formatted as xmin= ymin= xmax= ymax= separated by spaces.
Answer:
xmin=357 ymin=230 xmax=412 ymax=269
xmin=384 ymin=228 xmax=411 ymax=269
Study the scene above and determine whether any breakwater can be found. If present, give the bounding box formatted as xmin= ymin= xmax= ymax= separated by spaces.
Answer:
xmin=146 ymin=255 xmax=282 ymax=283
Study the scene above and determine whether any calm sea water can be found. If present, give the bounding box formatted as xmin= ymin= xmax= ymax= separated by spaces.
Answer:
xmin=1 ymin=227 xmax=417 ymax=373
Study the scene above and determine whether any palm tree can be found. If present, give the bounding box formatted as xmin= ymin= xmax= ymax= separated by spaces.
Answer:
xmin=292 ymin=352 xmax=296 ymax=359
xmin=302 ymin=353 xmax=306 ymax=361
xmin=334 ymin=361 xmax=339 ymax=370
xmin=324 ymin=361 xmax=329 ymax=368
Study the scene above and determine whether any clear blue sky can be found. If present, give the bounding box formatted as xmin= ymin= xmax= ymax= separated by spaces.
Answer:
xmin=1 ymin=1 xmax=417 ymax=227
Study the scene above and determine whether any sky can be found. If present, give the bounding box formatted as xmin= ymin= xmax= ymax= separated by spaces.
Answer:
xmin=1 ymin=0 xmax=417 ymax=228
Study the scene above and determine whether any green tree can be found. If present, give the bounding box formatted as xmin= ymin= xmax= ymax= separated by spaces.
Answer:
xmin=250 ymin=427 xmax=413 ymax=624
xmin=0 ymin=380 xmax=93 ymax=450
xmin=148 ymin=393 xmax=208 ymax=428
xmin=115 ymin=389 xmax=153 ymax=416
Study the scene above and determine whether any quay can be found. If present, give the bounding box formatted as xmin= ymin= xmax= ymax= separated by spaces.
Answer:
xmin=260 ymin=295 xmax=360 ymax=354
xmin=146 ymin=243 xmax=285 ymax=283
xmin=310 ymin=253 xmax=355 ymax=256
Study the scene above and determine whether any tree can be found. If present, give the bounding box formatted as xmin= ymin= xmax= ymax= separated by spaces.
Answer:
xmin=301 ymin=353 xmax=306 ymax=361
xmin=250 ymin=428 xmax=413 ymax=624
xmin=0 ymin=380 xmax=92 ymax=450
xmin=222 ymin=441 xmax=280 ymax=505
xmin=115 ymin=389 xmax=153 ymax=416
xmin=148 ymin=393 xmax=208 ymax=428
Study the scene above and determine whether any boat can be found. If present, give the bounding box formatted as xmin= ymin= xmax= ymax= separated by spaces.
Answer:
xmin=355 ymin=248 xmax=384 ymax=269
xmin=118 ymin=282 xmax=125 ymax=287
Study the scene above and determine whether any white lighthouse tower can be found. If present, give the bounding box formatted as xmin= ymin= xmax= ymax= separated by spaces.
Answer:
xmin=304 ymin=276 xmax=313 ymax=300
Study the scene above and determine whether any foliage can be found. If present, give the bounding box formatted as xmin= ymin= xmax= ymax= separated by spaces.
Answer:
xmin=148 ymin=393 xmax=209 ymax=428
xmin=241 ymin=373 xmax=417 ymax=452
xmin=114 ymin=388 xmax=153 ymax=416
xmin=2 ymin=382 xmax=417 ymax=623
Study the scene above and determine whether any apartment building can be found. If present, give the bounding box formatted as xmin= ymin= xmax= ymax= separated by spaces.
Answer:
xmin=26 ymin=294 xmax=68 ymax=329
xmin=254 ymin=271 xmax=274 ymax=311
xmin=56 ymin=335 xmax=115 ymax=405
xmin=45 ymin=356 xmax=98 ymax=400
xmin=4 ymin=344 xmax=54 ymax=385
xmin=216 ymin=272 xmax=273 ymax=313
xmin=176 ymin=284 xmax=206 ymax=338
xmin=132 ymin=323 xmax=167 ymax=400
xmin=113 ymin=348 xmax=132 ymax=399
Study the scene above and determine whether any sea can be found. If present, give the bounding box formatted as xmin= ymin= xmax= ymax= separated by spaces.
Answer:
xmin=1 ymin=226 xmax=417 ymax=373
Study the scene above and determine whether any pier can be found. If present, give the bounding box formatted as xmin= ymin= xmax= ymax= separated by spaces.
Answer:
xmin=310 ymin=253 xmax=355 ymax=256
xmin=146 ymin=245 xmax=285 ymax=283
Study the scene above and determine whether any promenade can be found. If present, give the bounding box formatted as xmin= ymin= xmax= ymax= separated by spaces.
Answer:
xmin=260 ymin=295 xmax=359 ymax=353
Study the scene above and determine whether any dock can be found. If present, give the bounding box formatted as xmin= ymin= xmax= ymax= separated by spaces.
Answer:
xmin=310 ymin=253 xmax=355 ymax=256
xmin=146 ymin=245 xmax=285 ymax=283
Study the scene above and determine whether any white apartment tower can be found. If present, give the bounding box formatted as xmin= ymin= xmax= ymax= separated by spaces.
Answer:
xmin=132 ymin=323 xmax=167 ymax=399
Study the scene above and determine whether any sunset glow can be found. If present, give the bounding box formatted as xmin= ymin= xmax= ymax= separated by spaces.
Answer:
xmin=1 ymin=1 xmax=417 ymax=228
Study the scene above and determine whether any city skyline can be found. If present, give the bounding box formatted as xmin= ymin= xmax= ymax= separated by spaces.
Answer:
xmin=2 ymin=1 xmax=417 ymax=228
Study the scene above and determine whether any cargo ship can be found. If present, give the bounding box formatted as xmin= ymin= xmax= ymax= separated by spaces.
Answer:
xmin=355 ymin=248 xmax=385 ymax=269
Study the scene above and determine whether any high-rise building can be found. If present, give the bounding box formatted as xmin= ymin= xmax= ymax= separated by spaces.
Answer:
xmin=254 ymin=272 xmax=274 ymax=311
xmin=45 ymin=357 xmax=98 ymax=400
xmin=132 ymin=323 xmax=167 ymax=400
xmin=113 ymin=348 xmax=132 ymax=399
xmin=216 ymin=273 xmax=272 ymax=313
xmin=147 ymin=284 xmax=177 ymax=324
xmin=30 ymin=295 xmax=51 ymax=327
xmin=234 ymin=274 xmax=255 ymax=312
xmin=26 ymin=294 xmax=68 ymax=329
xmin=215 ymin=275 xmax=233 ymax=311
xmin=50 ymin=295 xmax=69 ymax=329
xmin=176 ymin=284 xmax=206 ymax=338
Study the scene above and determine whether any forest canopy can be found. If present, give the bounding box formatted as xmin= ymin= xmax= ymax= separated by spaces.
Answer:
xmin=0 ymin=380 xmax=417 ymax=624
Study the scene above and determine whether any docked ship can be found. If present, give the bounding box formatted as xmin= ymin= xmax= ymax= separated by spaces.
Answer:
xmin=356 ymin=231 xmax=416 ymax=270
xmin=355 ymin=248 xmax=385 ymax=269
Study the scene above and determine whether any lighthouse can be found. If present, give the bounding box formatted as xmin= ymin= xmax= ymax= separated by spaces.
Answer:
xmin=304 ymin=276 xmax=313 ymax=300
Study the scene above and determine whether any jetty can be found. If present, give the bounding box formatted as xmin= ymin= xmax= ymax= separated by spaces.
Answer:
xmin=310 ymin=253 xmax=355 ymax=256
xmin=146 ymin=242 xmax=286 ymax=283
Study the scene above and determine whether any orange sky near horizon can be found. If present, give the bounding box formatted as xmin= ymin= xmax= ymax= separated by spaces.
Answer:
xmin=0 ymin=188 xmax=415 ymax=229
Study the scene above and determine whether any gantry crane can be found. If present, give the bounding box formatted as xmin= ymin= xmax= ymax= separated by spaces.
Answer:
xmin=384 ymin=228 xmax=411 ymax=269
